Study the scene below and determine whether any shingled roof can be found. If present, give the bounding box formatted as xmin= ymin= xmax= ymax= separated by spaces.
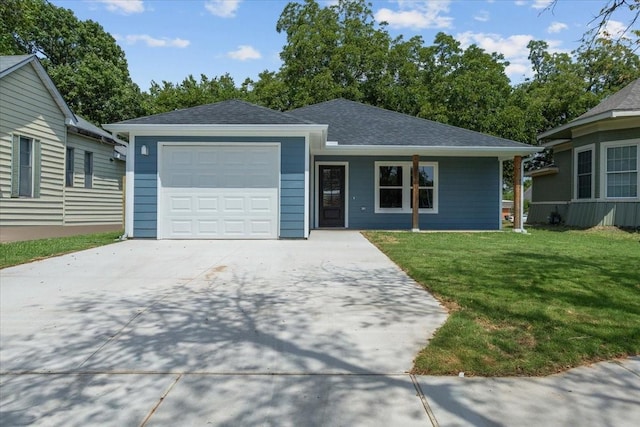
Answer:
xmin=576 ymin=78 xmax=640 ymax=120
xmin=113 ymin=99 xmax=314 ymax=125
xmin=288 ymin=99 xmax=531 ymax=148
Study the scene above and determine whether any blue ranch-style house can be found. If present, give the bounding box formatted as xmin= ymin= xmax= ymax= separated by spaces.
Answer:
xmin=104 ymin=99 xmax=540 ymax=239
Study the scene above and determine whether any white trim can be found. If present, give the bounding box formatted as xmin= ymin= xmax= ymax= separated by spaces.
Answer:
xmin=599 ymin=139 xmax=640 ymax=201
xmin=537 ymin=111 xmax=640 ymax=141
xmin=125 ymin=135 xmax=135 ymax=237
xmin=313 ymin=144 xmax=540 ymax=158
xmin=314 ymin=161 xmax=349 ymax=229
xmin=304 ymin=135 xmax=310 ymax=238
xmin=573 ymin=143 xmax=595 ymax=200
xmin=374 ymin=161 xmax=439 ymax=214
xmin=156 ymin=142 xmax=281 ymax=239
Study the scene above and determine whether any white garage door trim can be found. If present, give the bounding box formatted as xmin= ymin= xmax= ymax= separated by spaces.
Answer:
xmin=158 ymin=142 xmax=280 ymax=239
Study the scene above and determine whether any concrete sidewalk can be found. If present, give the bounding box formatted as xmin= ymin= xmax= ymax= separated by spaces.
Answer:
xmin=1 ymin=231 xmax=638 ymax=426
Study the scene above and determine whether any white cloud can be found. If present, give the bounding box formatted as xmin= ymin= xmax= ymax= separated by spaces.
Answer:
xmin=474 ymin=11 xmax=490 ymax=22
xmin=227 ymin=45 xmax=262 ymax=61
xmin=97 ymin=0 xmax=145 ymax=14
xmin=531 ymin=0 xmax=553 ymax=9
xmin=116 ymin=34 xmax=190 ymax=48
xmin=514 ymin=0 xmax=527 ymax=6
xmin=456 ymin=31 xmax=565 ymax=81
xmin=547 ymin=21 xmax=568 ymax=33
xmin=599 ymin=19 xmax=627 ymax=38
xmin=205 ymin=0 xmax=241 ymax=18
xmin=374 ymin=0 xmax=453 ymax=30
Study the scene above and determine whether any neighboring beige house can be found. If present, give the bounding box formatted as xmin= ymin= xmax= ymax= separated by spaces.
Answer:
xmin=0 ymin=55 xmax=126 ymax=230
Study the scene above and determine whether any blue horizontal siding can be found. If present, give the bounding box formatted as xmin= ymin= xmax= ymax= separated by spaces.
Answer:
xmin=133 ymin=135 xmax=306 ymax=239
xmin=315 ymin=155 xmax=501 ymax=230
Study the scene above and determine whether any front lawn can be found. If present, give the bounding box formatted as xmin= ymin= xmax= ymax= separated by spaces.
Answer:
xmin=365 ymin=227 xmax=640 ymax=376
xmin=0 ymin=232 xmax=122 ymax=269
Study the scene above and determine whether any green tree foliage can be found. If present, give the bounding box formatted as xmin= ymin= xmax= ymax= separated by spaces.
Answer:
xmin=143 ymin=74 xmax=243 ymax=115
xmin=0 ymin=0 xmax=144 ymax=124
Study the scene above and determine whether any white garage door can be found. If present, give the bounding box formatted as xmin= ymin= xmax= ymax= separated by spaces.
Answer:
xmin=159 ymin=144 xmax=279 ymax=239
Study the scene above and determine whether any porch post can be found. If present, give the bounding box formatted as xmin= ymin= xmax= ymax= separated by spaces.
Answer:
xmin=513 ymin=155 xmax=523 ymax=231
xmin=412 ymin=154 xmax=420 ymax=232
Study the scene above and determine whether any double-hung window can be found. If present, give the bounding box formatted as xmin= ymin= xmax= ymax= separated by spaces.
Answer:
xmin=602 ymin=141 xmax=638 ymax=198
xmin=574 ymin=145 xmax=594 ymax=199
xmin=84 ymin=151 xmax=93 ymax=189
xmin=66 ymin=147 xmax=74 ymax=187
xmin=375 ymin=161 xmax=438 ymax=213
xmin=11 ymin=135 xmax=40 ymax=198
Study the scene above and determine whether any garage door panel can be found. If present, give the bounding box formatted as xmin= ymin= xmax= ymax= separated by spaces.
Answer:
xmin=160 ymin=145 xmax=279 ymax=239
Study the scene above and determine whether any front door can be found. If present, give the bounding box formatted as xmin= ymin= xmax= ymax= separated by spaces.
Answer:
xmin=318 ymin=165 xmax=345 ymax=227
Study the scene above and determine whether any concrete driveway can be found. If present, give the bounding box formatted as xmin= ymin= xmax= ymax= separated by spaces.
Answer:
xmin=1 ymin=231 xmax=638 ymax=426
xmin=1 ymin=231 xmax=448 ymax=426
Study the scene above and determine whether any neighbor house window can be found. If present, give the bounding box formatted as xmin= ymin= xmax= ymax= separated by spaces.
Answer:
xmin=11 ymin=135 xmax=42 ymax=198
xmin=66 ymin=147 xmax=74 ymax=187
xmin=575 ymin=145 xmax=594 ymax=199
xmin=604 ymin=142 xmax=638 ymax=198
xmin=84 ymin=151 xmax=93 ymax=189
xmin=375 ymin=161 xmax=438 ymax=213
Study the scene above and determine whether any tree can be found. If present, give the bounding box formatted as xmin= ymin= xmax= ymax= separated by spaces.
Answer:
xmin=1 ymin=0 xmax=144 ymax=124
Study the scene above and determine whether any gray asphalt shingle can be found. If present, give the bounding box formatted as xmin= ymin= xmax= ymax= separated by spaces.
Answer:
xmin=576 ymin=78 xmax=640 ymax=120
xmin=288 ymin=99 xmax=530 ymax=148
xmin=114 ymin=99 xmax=314 ymax=125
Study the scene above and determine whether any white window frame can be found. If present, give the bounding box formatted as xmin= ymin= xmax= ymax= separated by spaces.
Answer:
xmin=374 ymin=161 xmax=438 ymax=214
xmin=600 ymin=139 xmax=640 ymax=200
xmin=573 ymin=143 xmax=595 ymax=200
xmin=18 ymin=136 xmax=34 ymax=197
xmin=84 ymin=151 xmax=93 ymax=189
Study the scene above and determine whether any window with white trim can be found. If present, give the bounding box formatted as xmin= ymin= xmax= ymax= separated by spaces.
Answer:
xmin=375 ymin=161 xmax=438 ymax=213
xmin=11 ymin=135 xmax=41 ymax=198
xmin=66 ymin=147 xmax=74 ymax=187
xmin=605 ymin=144 xmax=638 ymax=198
xmin=84 ymin=151 xmax=93 ymax=189
xmin=575 ymin=145 xmax=594 ymax=199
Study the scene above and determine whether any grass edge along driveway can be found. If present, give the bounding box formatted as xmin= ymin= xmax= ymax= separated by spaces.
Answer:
xmin=364 ymin=227 xmax=640 ymax=377
xmin=0 ymin=231 xmax=122 ymax=269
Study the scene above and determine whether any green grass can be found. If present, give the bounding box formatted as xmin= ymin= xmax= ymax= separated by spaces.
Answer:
xmin=365 ymin=227 xmax=640 ymax=376
xmin=0 ymin=232 xmax=122 ymax=269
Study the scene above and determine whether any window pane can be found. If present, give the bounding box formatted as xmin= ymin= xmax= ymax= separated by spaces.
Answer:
xmin=577 ymin=174 xmax=591 ymax=199
xmin=577 ymin=150 xmax=591 ymax=175
xmin=606 ymin=145 xmax=638 ymax=197
xmin=19 ymin=137 xmax=32 ymax=197
xmin=84 ymin=152 xmax=93 ymax=189
xmin=379 ymin=166 xmax=402 ymax=186
xmin=415 ymin=165 xmax=434 ymax=187
xmin=411 ymin=188 xmax=434 ymax=209
xmin=380 ymin=188 xmax=402 ymax=208
xmin=66 ymin=148 xmax=74 ymax=187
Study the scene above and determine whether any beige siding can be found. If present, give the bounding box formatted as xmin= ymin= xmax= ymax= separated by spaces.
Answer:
xmin=566 ymin=201 xmax=639 ymax=227
xmin=64 ymin=133 xmax=124 ymax=225
xmin=0 ymin=63 xmax=65 ymax=225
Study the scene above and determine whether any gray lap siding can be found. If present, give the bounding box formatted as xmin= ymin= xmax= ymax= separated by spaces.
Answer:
xmin=133 ymin=136 xmax=306 ymax=239
xmin=315 ymin=155 xmax=501 ymax=230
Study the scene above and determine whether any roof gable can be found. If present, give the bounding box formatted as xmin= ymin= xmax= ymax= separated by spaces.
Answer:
xmin=577 ymin=78 xmax=640 ymax=120
xmin=0 ymin=55 xmax=76 ymax=122
xmin=288 ymin=99 xmax=531 ymax=148
xmin=113 ymin=99 xmax=314 ymax=125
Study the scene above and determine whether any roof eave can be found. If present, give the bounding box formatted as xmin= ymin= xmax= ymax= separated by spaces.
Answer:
xmin=102 ymin=123 xmax=328 ymax=136
xmin=313 ymin=144 xmax=542 ymax=158
xmin=537 ymin=110 xmax=640 ymax=141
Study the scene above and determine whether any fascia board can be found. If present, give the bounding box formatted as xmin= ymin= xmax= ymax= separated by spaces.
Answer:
xmin=102 ymin=124 xmax=328 ymax=137
xmin=312 ymin=144 xmax=542 ymax=157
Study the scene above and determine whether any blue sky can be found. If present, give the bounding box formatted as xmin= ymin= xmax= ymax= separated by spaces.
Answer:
xmin=50 ymin=0 xmax=635 ymax=91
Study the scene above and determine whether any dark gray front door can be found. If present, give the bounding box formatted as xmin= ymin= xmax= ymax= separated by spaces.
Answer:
xmin=319 ymin=165 xmax=345 ymax=227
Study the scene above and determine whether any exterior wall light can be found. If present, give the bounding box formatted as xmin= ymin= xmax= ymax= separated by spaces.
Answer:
xmin=141 ymin=144 xmax=149 ymax=156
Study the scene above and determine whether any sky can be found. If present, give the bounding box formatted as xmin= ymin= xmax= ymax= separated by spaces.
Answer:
xmin=50 ymin=0 xmax=636 ymax=91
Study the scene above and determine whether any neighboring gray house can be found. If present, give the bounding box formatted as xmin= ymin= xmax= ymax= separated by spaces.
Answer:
xmin=0 ymin=55 xmax=126 ymax=228
xmin=104 ymin=99 xmax=540 ymax=239
xmin=528 ymin=79 xmax=639 ymax=227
